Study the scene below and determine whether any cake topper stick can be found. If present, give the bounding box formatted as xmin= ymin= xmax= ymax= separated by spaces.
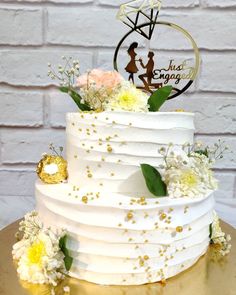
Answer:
xmin=114 ymin=0 xmax=200 ymax=99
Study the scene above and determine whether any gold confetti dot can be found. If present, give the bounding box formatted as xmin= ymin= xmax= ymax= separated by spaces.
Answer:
xmin=144 ymin=255 xmax=149 ymax=260
xmin=87 ymin=173 xmax=93 ymax=178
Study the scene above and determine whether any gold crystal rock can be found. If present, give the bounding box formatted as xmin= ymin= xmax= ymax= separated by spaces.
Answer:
xmin=36 ymin=155 xmax=68 ymax=184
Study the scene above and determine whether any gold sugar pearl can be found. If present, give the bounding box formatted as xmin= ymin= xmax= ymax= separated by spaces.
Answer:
xmin=139 ymin=259 xmax=145 ymax=267
xmin=176 ymin=226 xmax=183 ymax=233
xmin=127 ymin=212 xmax=134 ymax=220
xmin=144 ymin=255 xmax=149 ymax=261
xmin=82 ymin=196 xmax=88 ymax=204
xmin=160 ymin=213 xmax=167 ymax=220
xmin=107 ymin=146 xmax=113 ymax=153
xmin=87 ymin=173 xmax=93 ymax=178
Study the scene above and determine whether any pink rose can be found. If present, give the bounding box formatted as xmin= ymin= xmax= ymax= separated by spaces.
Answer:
xmin=77 ymin=69 xmax=123 ymax=91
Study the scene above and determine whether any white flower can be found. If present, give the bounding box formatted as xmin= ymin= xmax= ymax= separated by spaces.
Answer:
xmin=12 ymin=211 xmax=69 ymax=286
xmin=104 ymin=82 xmax=149 ymax=112
xmin=211 ymin=211 xmax=231 ymax=256
xmin=16 ymin=231 xmax=65 ymax=286
xmin=18 ymin=211 xmax=43 ymax=241
xmin=162 ymin=151 xmax=218 ymax=198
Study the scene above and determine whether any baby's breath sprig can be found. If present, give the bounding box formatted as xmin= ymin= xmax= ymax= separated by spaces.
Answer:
xmin=49 ymin=143 xmax=64 ymax=157
xmin=48 ymin=56 xmax=91 ymax=112
xmin=190 ymin=139 xmax=229 ymax=163
xmin=48 ymin=56 xmax=80 ymax=89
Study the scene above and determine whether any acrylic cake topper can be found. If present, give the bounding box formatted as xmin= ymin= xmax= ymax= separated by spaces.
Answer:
xmin=113 ymin=0 xmax=200 ymax=99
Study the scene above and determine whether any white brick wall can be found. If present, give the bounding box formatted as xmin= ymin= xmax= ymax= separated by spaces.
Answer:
xmin=0 ymin=0 xmax=236 ymax=229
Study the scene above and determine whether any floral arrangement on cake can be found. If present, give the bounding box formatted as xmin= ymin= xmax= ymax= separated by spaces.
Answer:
xmin=141 ymin=140 xmax=229 ymax=198
xmin=48 ymin=56 xmax=172 ymax=113
xmin=12 ymin=211 xmax=73 ymax=287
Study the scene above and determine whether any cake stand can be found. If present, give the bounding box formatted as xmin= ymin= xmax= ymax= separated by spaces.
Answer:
xmin=0 ymin=220 xmax=236 ymax=295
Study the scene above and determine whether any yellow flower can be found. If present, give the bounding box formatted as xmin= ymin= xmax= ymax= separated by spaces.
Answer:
xmin=37 ymin=155 xmax=68 ymax=184
xmin=104 ymin=83 xmax=149 ymax=112
xmin=27 ymin=240 xmax=46 ymax=266
xmin=179 ymin=170 xmax=199 ymax=188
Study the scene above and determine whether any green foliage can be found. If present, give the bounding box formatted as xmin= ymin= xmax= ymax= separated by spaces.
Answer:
xmin=140 ymin=164 xmax=167 ymax=197
xmin=59 ymin=235 xmax=73 ymax=271
xmin=148 ymin=85 xmax=173 ymax=112
xmin=59 ymin=87 xmax=91 ymax=112
xmin=195 ymin=148 xmax=209 ymax=158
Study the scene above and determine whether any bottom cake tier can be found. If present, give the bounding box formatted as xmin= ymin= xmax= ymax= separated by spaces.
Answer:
xmin=35 ymin=181 xmax=214 ymax=286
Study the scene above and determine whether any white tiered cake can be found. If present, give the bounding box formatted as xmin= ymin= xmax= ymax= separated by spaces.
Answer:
xmin=36 ymin=111 xmax=215 ymax=285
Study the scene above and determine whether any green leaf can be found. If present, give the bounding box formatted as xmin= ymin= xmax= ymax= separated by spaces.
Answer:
xmin=59 ymin=235 xmax=73 ymax=271
xmin=195 ymin=148 xmax=209 ymax=158
xmin=59 ymin=86 xmax=70 ymax=93
xmin=148 ymin=85 xmax=173 ymax=112
xmin=59 ymin=87 xmax=91 ymax=111
xmin=140 ymin=164 xmax=167 ymax=197
xmin=64 ymin=256 xmax=73 ymax=271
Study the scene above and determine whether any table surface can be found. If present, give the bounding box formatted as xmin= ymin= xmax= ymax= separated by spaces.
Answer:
xmin=0 ymin=220 xmax=236 ymax=295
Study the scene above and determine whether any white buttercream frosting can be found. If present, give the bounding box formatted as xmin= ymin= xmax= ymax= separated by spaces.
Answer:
xmin=35 ymin=111 xmax=215 ymax=285
xmin=66 ymin=112 xmax=194 ymax=195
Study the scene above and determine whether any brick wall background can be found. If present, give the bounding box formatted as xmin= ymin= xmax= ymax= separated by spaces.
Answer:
xmin=0 ymin=0 xmax=236 ymax=229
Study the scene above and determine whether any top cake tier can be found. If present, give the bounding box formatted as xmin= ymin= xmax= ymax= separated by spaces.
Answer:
xmin=66 ymin=112 xmax=195 ymax=196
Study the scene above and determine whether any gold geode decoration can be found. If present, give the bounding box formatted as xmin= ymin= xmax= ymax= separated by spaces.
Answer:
xmin=36 ymin=145 xmax=68 ymax=184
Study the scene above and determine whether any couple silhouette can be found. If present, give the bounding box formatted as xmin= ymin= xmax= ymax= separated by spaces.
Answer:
xmin=125 ymin=42 xmax=155 ymax=91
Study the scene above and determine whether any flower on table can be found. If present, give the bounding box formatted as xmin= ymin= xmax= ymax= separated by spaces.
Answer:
xmin=12 ymin=212 xmax=73 ymax=286
xmin=15 ymin=231 xmax=65 ymax=286
xmin=210 ymin=211 xmax=231 ymax=256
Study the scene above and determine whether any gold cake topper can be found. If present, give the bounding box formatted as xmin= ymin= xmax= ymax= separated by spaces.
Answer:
xmin=114 ymin=0 xmax=200 ymax=99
